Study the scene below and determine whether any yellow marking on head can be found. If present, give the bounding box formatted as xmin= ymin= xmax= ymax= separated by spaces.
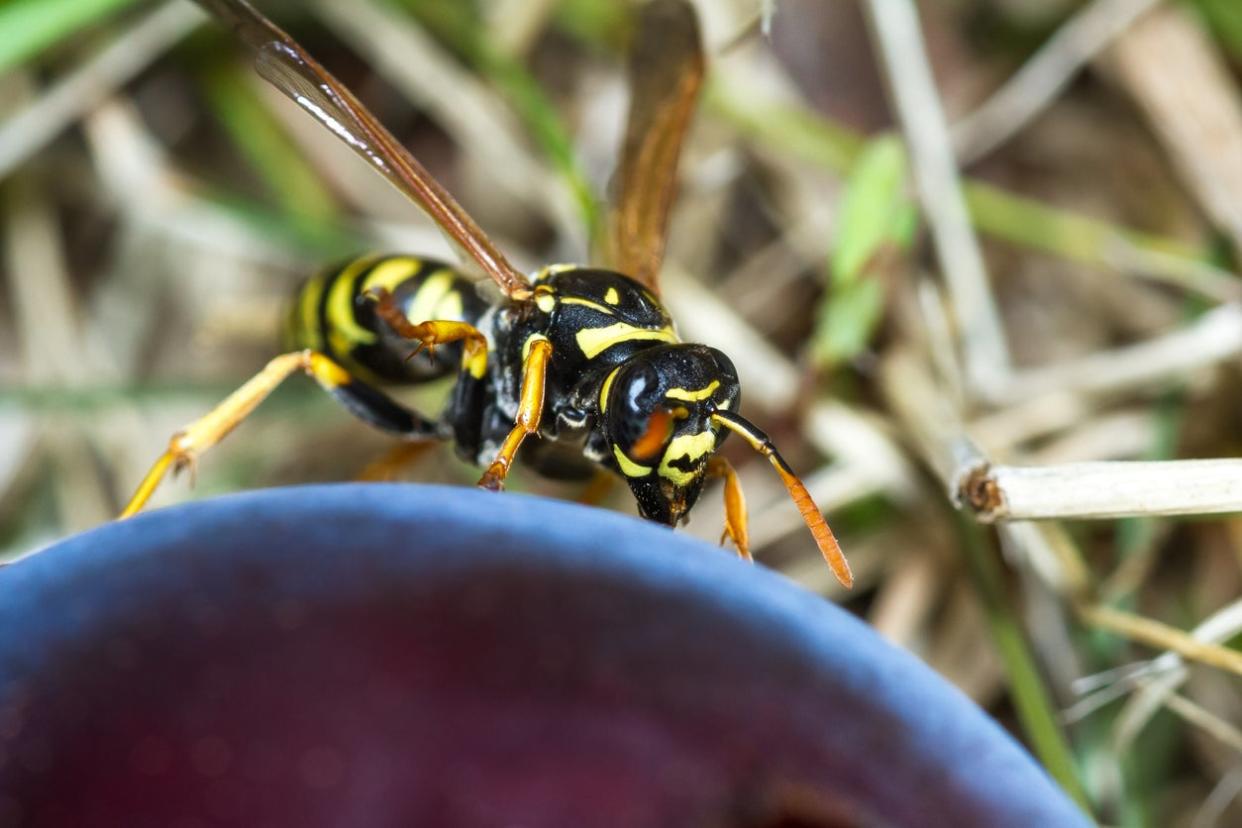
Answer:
xmin=326 ymin=257 xmax=384 ymax=348
xmin=361 ymin=257 xmax=420 ymax=296
xmin=522 ymin=333 xmax=550 ymax=361
xmin=658 ymin=430 xmax=718 ymax=486
xmin=561 ymin=297 xmax=615 ymax=315
xmin=666 ymin=380 xmax=720 ymax=403
xmin=292 ymin=274 xmax=326 ymax=350
xmin=533 ymin=263 xmax=580 ymax=282
xmin=404 ymin=269 xmax=455 ymax=325
xmin=599 ymin=366 xmax=621 ymax=414
xmin=605 ymin=287 xmax=620 ymax=305
xmin=575 ymin=323 xmax=678 ymax=359
xmin=613 ymin=445 xmax=653 ymax=477
xmin=535 ymin=289 xmax=557 ymax=313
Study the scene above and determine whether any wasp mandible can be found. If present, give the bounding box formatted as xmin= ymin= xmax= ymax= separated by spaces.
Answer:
xmin=121 ymin=0 xmax=853 ymax=588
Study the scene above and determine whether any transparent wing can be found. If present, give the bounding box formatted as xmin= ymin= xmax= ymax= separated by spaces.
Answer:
xmin=194 ymin=0 xmax=531 ymax=299
xmin=605 ymin=0 xmax=705 ymax=294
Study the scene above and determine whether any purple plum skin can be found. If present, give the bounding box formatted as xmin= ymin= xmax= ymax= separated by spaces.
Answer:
xmin=0 ymin=484 xmax=1091 ymax=827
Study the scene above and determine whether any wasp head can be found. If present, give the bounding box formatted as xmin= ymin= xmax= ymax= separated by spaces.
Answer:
xmin=603 ymin=344 xmax=740 ymax=526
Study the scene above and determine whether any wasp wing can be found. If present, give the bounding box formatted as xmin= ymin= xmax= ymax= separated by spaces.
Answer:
xmin=193 ymin=0 xmax=532 ymax=299
xmin=605 ymin=0 xmax=705 ymax=294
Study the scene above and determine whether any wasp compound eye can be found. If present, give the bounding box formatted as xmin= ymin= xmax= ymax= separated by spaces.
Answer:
xmin=629 ymin=408 xmax=675 ymax=462
xmin=620 ymin=363 xmax=660 ymax=413
xmin=609 ymin=364 xmax=662 ymax=447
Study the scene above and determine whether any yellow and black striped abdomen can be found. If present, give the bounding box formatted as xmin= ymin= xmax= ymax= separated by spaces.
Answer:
xmin=283 ymin=254 xmax=488 ymax=384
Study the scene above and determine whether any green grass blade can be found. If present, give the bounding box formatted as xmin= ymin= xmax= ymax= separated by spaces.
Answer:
xmin=199 ymin=58 xmax=340 ymax=230
xmin=960 ymin=517 xmax=1094 ymax=814
xmin=396 ymin=0 xmax=602 ymax=237
xmin=708 ymin=78 xmax=1222 ymax=297
xmin=0 ymin=0 xmax=143 ymax=74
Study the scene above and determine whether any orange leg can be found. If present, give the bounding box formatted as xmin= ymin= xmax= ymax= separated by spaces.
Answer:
xmin=576 ymin=471 xmax=616 ymax=507
xmin=370 ymin=287 xmax=488 ymax=379
xmin=356 ymin=441 xmax=436 ymax=482
xmin=711 ymin=411 xmax=852 ymax=588
xmin=120 ymin=350 xmax=443 ymax=518
xmin=477 ymin=338 xmax=553 ymax=491
xmin=708 ymin=455 xmax=751 ymax=561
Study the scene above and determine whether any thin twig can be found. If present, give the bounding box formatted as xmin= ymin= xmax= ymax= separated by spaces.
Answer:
xmin=310 ymin=0 xmax=580 ymax=253
xmin=1022 ymin=410 xmax=1157 ymax=465
xmin=962 ymin=459 xmax=1242 ymax=521
xmin=804 ymin=402 xmax=919 ymax=503
xmin=1194 ymin=766 xmax=1242 ymax=828
xmin=952 ymin=0 xmax=1162 ymax=164
xmin=1077 ymin=602 xmax=1242 ymax=679
xmin=1114 ymin=598 xmax=1242 ymax=750
xmin=0 ymin=2 xmax=203 ymax=180
xmin=862 ymin=0 xmax=1011 ymax=394
xmin=1108 ymin=5 xmax=1242 ymax=250
xmin=990 ymin=299 xmax=1242 ymax=407
xmin=662 ymin=268 xmax=800 ymax=412
xmin=997 ymin=521 xmax=1091 ymax=599
xmin=868 ymin=546 xmax=941 ymax=646
xmin=3 ymin=160 xmax=112 ymax=529
xmin=1163 ymin=693 xmax=1242 ymax=756
xmin=485 ymin=0 xmax=559 ymax=57
xmin=712 ymin=78 xmax=1235 ymax=301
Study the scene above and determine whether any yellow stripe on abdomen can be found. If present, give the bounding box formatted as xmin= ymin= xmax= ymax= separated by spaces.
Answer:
xmin=404 ymin=269 xmax=456 ymax=325
xmin=325 ymin=256 xmax=383 ymax=350
xmin=361 ymin=256 xmax=421 ymax=296
xmin=290 ymin=273 xmax=327 ymax=350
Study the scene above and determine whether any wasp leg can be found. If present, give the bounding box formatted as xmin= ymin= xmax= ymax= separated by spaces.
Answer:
xmin=356 ymin=441 xmax=437 ymax=482
xmin=370 ymin=287 xmax=488 ymax=379
xmin=478 ymin=338 xmax=553 ymax=491
xmin=576 ymin=471 xmax=615 ymax=507
xmin=707 ymin=456 xmax=751 ymax=561
xmin=120 ymin=350 xmax=445 ymax=518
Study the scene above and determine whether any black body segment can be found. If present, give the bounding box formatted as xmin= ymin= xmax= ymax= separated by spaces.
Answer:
xmin=282 ymin=257 xmax=741 ymax=526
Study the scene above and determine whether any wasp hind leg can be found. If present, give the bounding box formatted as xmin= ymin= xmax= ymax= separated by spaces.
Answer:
xmin=356 ymin=441 xmax=437 ymax=482
xmin=477 ymin=338 xmax=553 ymax=492
xmin=119 ymin=350 xmax=446 ymax=518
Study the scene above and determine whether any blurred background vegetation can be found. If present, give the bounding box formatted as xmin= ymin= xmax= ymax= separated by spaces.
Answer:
xmin=3 ymin=0 xmax=1242 ymax=824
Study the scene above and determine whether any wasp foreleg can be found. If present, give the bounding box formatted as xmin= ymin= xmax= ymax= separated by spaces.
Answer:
xmin=707 ymin=455 xmax=752 ymax=561
xmin=477 ymin=337 xmax=553 ymax=491
xmin=119 ymin=350 xmax=445 ymax=518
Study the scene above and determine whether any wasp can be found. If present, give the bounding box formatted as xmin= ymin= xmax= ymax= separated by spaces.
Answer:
xmin=121 ymin=0 xmax=853 ymax=588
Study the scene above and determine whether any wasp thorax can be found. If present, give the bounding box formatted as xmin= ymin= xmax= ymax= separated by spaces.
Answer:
xmin=603 ymin=344 xmax=740 ymax=525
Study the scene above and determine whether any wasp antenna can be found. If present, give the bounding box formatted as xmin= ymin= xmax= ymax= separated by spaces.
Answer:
xmin=711 ymin=411 xmax=853 ymax=588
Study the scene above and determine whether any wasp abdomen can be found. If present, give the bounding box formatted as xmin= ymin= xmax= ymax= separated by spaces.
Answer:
xmin=283 ymin=254 xmax=489 ymax=384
